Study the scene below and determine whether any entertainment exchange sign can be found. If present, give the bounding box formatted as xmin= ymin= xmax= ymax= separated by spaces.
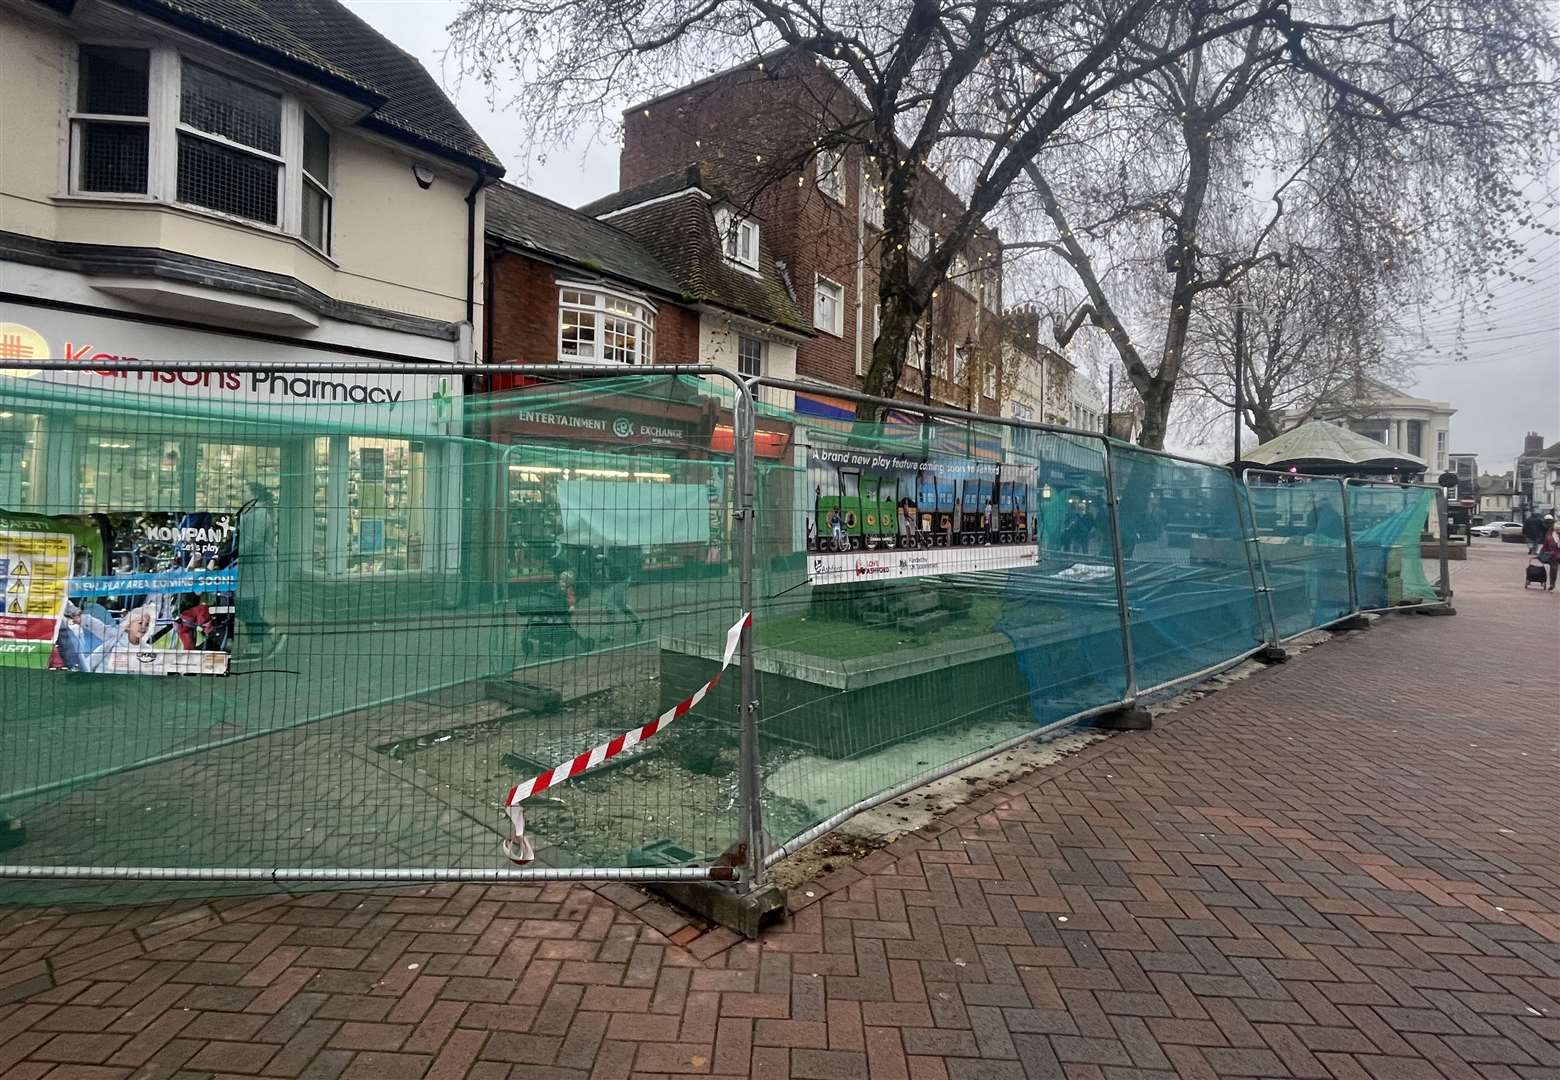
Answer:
xmin=804 ymin=446 xmax=1038 ymax=586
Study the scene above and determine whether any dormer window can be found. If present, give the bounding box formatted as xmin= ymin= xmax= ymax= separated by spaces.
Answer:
xmin=715 ymin=207 xmax=759 ymax=270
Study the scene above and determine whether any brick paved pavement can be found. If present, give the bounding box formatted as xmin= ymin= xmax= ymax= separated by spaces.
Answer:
xmin=2 ymin=542 xmax=1557 ymax=1079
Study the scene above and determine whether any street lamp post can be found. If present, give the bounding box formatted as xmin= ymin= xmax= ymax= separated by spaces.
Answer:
xmin=1233 ymin=292 xmax=1245 ymax=464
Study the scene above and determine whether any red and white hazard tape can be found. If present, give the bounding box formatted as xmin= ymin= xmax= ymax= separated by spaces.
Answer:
xmin=503 ymin=612 xmax=751 ymax=864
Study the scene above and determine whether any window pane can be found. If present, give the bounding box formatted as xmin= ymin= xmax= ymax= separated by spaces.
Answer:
xmin=303 ymin=181 xmax=329 ymax=251
xmin=603 ymin=316 xmax=638 ymax=364
xmin=560 ymin=309 xmax=596 ymax=358
xmin=78 ymin=46 xmax=149 ymax=116
xmin=180 ymin=62 xmax=281 ymax=154
xmin=738 ymin=335 xmax=763 ymax=377
xmin=303 ymin=113 xmax=330 ymax=185
xmin=79 ymin=121 xmax=148 ymax=193
xmin=177 ymin=132 xmax=280 ymax=223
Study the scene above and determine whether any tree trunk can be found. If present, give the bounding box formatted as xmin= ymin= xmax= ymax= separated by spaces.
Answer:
xmin=1137 ymin=378 xmax=1174 ymax=450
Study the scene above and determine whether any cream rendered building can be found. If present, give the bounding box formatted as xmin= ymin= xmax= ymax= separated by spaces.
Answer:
xmin=0 ymin=0 xmax=503 ymax=576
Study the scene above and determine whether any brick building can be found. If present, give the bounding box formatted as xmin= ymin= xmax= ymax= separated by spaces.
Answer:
xmin=601 ymin=51 xmax=1008 ymax=417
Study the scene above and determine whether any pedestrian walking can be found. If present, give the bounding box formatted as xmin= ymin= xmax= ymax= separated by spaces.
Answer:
xmin=1540 ymin=515 xmax=1560 ymax=592
xmin=237 ymin=484 xmax=285 ymax=659
xmin=1522 ymin=509 xmax=1546 ymax=554
xmin=603 ymin=545 xmax=643 ymax=636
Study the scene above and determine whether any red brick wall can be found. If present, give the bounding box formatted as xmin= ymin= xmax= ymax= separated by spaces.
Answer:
xmin=486 ymin=247 xmax=700 ymax=369
xmin=620 ymin=59 xmax=1004 ymax=415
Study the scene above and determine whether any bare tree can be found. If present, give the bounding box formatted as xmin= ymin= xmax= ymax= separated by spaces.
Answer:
xmin=1177 ymin=248 xmax=1411 ymax=447
xmin=452 ymin=0 xmax=1558 ymax=441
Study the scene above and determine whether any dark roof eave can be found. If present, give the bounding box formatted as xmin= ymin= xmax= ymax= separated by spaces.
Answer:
xmin=359 ymin=115 xmax=505 ymax=176
xmin=693 ymin=298 xmax=815 ymax=339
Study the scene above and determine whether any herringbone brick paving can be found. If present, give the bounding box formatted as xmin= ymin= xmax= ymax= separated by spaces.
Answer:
xmin=2 ymin=543 xmax=1557 ymax=1078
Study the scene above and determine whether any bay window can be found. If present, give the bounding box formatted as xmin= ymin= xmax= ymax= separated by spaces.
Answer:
xmin=68 ymin=43 xmax=333 ymax=252
xmin=558 ymin=286 xmax=656 ymax=364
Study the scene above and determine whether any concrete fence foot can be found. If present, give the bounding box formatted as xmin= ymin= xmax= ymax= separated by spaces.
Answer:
xmin=1094 ymin=704 xmax=1152 ymax=732
xmin=1256 ymin=645 xmax=1291 ymax=664
xmin=1330 ymin=615 xmax=1373 ymax=632
xmin=649 ymin=880 xmax=787 ymax=938
xmin=0 ymin=815 xmax=25 ymax=853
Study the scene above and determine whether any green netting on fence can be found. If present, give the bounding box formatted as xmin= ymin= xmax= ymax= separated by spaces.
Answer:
xmin=1245 ymin=472 xmax=1354 ymax=638
xmin=0 ymin=367 xmax=1449 ymax=904
xmin=0 ymin=369 xmax=748 ymax=903
xmin=1347 ymin=482 xmax=1441 ymax=610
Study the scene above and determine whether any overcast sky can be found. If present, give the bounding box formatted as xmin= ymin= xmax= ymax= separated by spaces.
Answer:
xmin=348 ymin=2 xmax=1560 ymax=469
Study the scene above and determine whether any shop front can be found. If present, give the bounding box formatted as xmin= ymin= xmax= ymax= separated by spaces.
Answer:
xmin=475 ymin=379 xmax=800 ymax=592
xmin=0 ymin=304 xmax=464 ymax=616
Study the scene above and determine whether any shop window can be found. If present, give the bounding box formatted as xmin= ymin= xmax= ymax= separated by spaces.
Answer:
xmin=78 ymin=436 xmax=185 ymax=510
xmin=814 ymin=275 xmax=844 ymax=336
xmin=313 ymin=437 xmax=426 ymax=572
xmin=0 ymin=412 xmax=41 ymax=508
xmin=558 ymin=286 xmax=655 ymax=365
xmin=816 ymin=147 xmax=844 ymax=202
xmin=737 ymin=335 xmax=765 ymax=378
xmin=68 ymin=44 xmax=333 ymax=249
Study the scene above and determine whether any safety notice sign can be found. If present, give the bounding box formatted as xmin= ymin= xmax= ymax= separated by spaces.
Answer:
xmin=0 ymin=530 xmax=74 ymax=663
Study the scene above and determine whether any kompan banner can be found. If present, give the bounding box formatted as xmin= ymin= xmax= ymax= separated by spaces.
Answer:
xmin=804 ymin=446 xmax=1039 ymax=585
xmin=0 ymin=509 xmax=239 ymax=675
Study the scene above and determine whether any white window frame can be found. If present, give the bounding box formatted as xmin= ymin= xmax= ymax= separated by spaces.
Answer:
xmin=736 ymin=334 xmax=765 ymax=378
xmin=715 ymin=207 xmax=760 ymax=272
xmin=862 ymin=169 xmax=883 ymax=229
xmin=816 ymin=146 xmax=845 ymax=203
xmin=64 ymin=41 xmax=334 ymax=255
xmin=299 ymin=108 xmax=333 ymax=255
xmin=556 ymin=283 xmax=657 ymax=365
xmin=814 ymin=275 xmax=844 ymax=336
xmin=984 ymin=362 xmax=998 ymax=401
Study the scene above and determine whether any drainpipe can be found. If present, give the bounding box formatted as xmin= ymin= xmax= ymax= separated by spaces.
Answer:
xmin=465 ymin=173 xmax=491 ymax=361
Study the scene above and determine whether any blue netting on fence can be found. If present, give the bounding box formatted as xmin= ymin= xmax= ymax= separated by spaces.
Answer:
xmin=1245 ymin=473 xmax=1353 ymax=637
xmin=1111 ymin=446 xmax=1266 ymax=690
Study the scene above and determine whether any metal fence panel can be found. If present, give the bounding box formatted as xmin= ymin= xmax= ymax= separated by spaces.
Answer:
xmin=1108 ymin=443 xmax=1267 ymax=692
xmin=743 ymin=382 xmax=1131 ymax=863
xmin=0 ymin=363 xmax=751 ymax=904
xmin=1244 ymin=470 xmax=1354 ymax=638
xmin=0 ymin=360 xmax=1455 ymax=903
xmin=1345 ymin=479 xmax=1446 ymax=612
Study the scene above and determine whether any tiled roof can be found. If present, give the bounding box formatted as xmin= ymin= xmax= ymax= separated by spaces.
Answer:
xmin=604 ymin=186 xmax=813 ymax=336
xmin=485 ymin=183 xmax=684 ymax=299
xmin=579 ymin=167 xmax=712 ymax=218
xmin=52 ymin=0 xmax=502 ymax=173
